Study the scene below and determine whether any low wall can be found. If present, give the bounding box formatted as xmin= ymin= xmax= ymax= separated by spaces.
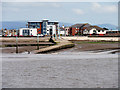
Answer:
xmin=34 ymin=40 xmax=75 ymax=54
xmin=62 ymin=36 xmax=119 ymax=41
xmin=0 ymin=37 xmax=50 ymax=42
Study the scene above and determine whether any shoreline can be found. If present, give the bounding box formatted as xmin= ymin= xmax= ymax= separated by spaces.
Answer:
xmin=0 ymin=37 xmax=119 ymax=54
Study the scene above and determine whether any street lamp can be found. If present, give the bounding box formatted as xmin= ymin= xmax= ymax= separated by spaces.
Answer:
xmin=37 ymin=34 xmax=39 ymax=50
xmin=16 ymin=30 xmax=18 ymax=53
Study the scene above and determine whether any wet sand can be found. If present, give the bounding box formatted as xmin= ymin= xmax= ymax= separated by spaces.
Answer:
xmin=1 ymin=41 xmax=119 ymax=88
xmin=2 ymin=52 xmax=118 ymax=88
xmin=1 ymin=41 xmax=119 ymax=54
xmin=46 ymin=41 xmax=120 ymax=54
xmin=2 ymin=46 xmax=48 ymax=53
xmin=72 ymin=41 xmax=119 ymax=51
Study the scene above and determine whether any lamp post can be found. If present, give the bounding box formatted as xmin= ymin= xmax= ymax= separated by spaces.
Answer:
xmin=37 ymin=34 xmax=39 ymax=50
xmin=16 ymin=30 xmax=18 ymax=53
xmin=58 ymin=24 xmax=60 ymax=39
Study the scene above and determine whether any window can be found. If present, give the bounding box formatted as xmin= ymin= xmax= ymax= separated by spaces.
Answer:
xmin=33 ymin=26 xmax=35 ymax=28
xmin=102 ymin=30 xmax=104 ymax=32
xmin=25 ymin=30 xmax=27 ymax=33
xmin=98 ymin=30 xmax=100 ymax=32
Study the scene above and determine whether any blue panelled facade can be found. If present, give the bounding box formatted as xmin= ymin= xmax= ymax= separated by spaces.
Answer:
xmin=28 ymin=19 xmax=59 ymax=35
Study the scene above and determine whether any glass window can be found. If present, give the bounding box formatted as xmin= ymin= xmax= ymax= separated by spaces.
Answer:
xmin=33 ymin=26 xmax=35 ymax=28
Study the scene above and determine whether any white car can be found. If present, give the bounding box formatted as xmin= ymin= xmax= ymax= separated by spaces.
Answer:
xmin=38 ymin=34 xmax=44 ymax=37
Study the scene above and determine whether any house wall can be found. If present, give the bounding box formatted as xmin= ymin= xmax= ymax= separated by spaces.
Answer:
xmin=30 ymin=28 xmax=37 ymax=36
xmin=37 ymin=23 xmax=42 ymax=34
xmin=96 ymin=30 xmax=106 ymax=35
xmin=28 ymin=20 xmax=59 ymax=36
xmin=65 ymin=27 xmax=69 ymax=36
xmin=19 ymin=28 xmax=37 ymax=36
xmin=70 ymin=28 xmax=79 ymax=36
xmin=47 ymin=25 xmax=56 ymax=35
xmin=60 ymin=30 xmax=65 ymax=35
xmin=83 ymin=28 xmax=106 ymax=35
xmin=19 ymin=28 xmax=29 ymax=36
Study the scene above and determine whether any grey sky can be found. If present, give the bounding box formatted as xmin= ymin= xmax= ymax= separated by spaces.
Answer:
xmin=2 ymin=2 xmax=118 ymax=25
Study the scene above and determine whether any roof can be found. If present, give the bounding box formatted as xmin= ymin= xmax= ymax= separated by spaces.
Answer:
xmin=28 ymin=19 xmax=59 ymax=23
xmin=85 ymin=26 xmax=105 ymax=30
xmin=106 ymin=30 xmax=119 ymax=32
xmin=70 ymin=23 xmax=91 ymax=28
xmin=28 ymin=21 xmax=42 ymax=22
xmin=60 ymin=27 xmax=65 ymax=31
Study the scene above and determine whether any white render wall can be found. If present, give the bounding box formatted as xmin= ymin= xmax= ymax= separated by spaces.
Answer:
xmin=47 ymin=25 xmax=56 ymax=35
xmin=19 ymin=28 xmax=37 ymax=36
xmin=29 ymin=28 xmax=37 ymax=36
xmin=65 ymin=27 xmax=69 ymax=35
xmin=19 ymin=28 xmax=29 ymax=36
xmin=60 ymin=30 xmax=65 ymax=35
xmin=83 ymin=28 xmax=106 ymax=35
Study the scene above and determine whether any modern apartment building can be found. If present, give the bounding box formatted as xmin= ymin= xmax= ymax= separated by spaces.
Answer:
xmin=27 ymin=19 xmax=59 ymax=36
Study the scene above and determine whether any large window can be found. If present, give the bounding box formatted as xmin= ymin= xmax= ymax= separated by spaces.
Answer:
xmin=22 ymin=29 xmax=30 ymax=36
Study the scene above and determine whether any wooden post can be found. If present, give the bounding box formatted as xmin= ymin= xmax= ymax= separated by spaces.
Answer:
xmin=37 ymin=34 xmax=39 ymax=50
xmin=16 ymin=31 xmax=18 ymax=53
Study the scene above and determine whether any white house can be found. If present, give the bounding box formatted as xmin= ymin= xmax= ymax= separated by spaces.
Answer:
xmin=19 ymin=28 xmax=37 ymax=36
xmin=59 ymin=27 xmax=66 ymax=36
xmin=83 ymin=26 xmax=106 ymax=35
xmin=65 ymin=27 xmax=69 ymax=36
xmin=47 ymin=25 xmax=56 ymax=35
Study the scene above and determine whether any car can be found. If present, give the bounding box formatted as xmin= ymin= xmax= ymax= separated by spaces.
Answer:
xmin=38 ymin=34 xmax=45 ymax=37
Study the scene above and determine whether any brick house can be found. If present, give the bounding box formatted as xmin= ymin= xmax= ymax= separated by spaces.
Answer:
xmin=69 ymin=23 xmax=91 ymax=36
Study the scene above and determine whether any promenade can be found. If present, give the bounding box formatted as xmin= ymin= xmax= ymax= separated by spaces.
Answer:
xmin=62 ymin=36 xmax=119 ymax=41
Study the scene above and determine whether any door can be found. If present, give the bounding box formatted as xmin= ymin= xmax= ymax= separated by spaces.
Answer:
xmin=50 ymin=29 xmax=52 ymax=35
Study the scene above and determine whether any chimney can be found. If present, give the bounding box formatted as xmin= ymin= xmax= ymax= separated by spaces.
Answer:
xmin=62 ymin=25 xmax=64 ymax=28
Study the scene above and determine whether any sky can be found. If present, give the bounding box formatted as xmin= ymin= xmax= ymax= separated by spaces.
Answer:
xmin=1 ymin=2 xmax=118 ymax=26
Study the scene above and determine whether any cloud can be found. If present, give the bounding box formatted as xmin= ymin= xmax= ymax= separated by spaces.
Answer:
xmin=3 ymin=2 xmax=61 ymax=8
xmin=72 ymin=8 xmax=84 ymax=15
xmin=1 ymin=0 xmax=120 ymax=2
xmin=92 ymin=2 xmax=101 ymax=8
xmin=51 ymin=3 xmax=61 ymax=8
xmin=92 ymin=2 xmax=117 ymax=13
xmin=2 ymin=0 xmax=64 ymax=2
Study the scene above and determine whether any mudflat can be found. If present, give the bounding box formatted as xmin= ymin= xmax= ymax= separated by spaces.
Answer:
xmin=1 ymin=41 xmax=120 ymax=53
xmin=1 ymin=40 xmax=119 ymax=88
